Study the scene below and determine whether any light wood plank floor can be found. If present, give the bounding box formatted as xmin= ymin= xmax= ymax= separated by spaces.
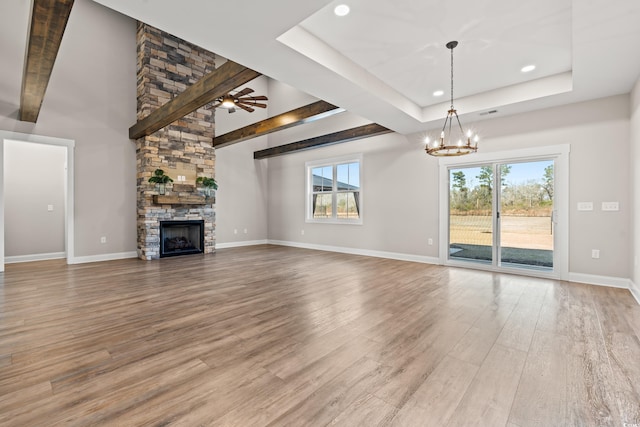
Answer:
xmin=1 ymin=245 xmax=639 ymax=426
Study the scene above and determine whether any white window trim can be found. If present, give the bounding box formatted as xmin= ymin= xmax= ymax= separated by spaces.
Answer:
xmin=305 ymin=154 xmax=363 ymax=225
xmin=438 ymin=144 xmax=570 ymax=280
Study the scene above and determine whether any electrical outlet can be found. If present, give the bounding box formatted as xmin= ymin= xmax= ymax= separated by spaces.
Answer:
xmin=234 ymin=229 xmax=238 ymax=234
xmin=47 ymin=205 xmax=54 ymax=212
xmin=591 ymin=249 xmax=600 ymax=259
xmin=243 ymin=228 xmax=248 ymax=234
xmin=601 ymin=201 xmax=619 ymax=211
xmin=100 ymin=236 xmax=107 ymax=244
xmin=428 ymin=238 xmax=433 ymax=245
xmin=301 ymin=229 xmax=305 ymax=235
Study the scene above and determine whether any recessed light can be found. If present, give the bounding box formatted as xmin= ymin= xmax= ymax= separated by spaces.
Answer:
xmin=334 ymin=4 xmax=350 ymax=16
xmin=433 ymin=90 xmax=444 ymax=97
xmin=521 ymin=65 xmax=536 ymax=73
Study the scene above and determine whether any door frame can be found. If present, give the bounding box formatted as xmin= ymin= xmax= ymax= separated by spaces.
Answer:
xmin=438 ymin=144 xmax=570 ymax=280
xmin=0 ymin=131 xmax=75 ymax=272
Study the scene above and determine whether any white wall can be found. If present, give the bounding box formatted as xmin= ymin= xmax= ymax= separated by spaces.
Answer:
xmin=215 ymin=76 xmax=270 ymax=245
xmin=0 ymin=0 xmax=137 ymax=259
xmin=265 ymin=93 xmax=631 ymax=279
xmin=4 ymin=141 xmax=66 ymax=257
xmin=267 ymin=79 xmax=318 ymax=117
xmin=630 ymin=76 xmax=640 ymax=298
xmin=267 ymin=131 xmax=436 ymax=256
xmin=470 ymin=95 xmax=630 ymax=278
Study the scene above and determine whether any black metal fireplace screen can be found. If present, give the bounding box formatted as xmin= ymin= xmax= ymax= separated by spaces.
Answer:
xmin=159 ymin=220 xmax=204 ymax=257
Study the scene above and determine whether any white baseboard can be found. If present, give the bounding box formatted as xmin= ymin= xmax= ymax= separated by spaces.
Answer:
xmin=216 ymin=239 xmax=268 ymax=249
xmin=4 ymin=252 xmax=66 ymax=264
xmin=267 ymin=239 xmax=440 ymax=265
xmin=568 ymin=272 xmax=631 ymax=289
xmin=67 ymin=251 xmax=138 ymax=264
xmin=630 ymin=280 xmax=640 ymax=305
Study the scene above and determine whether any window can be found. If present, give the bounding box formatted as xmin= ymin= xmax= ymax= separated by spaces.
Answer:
xmin=306 ymin=156 xmax=362 ymax=223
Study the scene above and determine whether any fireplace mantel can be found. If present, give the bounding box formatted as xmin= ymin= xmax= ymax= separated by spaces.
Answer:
xmin=153 ymin=195 xmax=213 ymax=205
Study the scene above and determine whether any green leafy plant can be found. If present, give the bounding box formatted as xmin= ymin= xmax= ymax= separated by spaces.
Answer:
xmin=148 ymin=169 xmax=174 ymax=184
xmin=196 ymin=176 xmax=218 ymax=190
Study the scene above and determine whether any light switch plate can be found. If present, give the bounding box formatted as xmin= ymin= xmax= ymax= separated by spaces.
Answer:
xmin=577 ymin=202 xmax=593 ymax=211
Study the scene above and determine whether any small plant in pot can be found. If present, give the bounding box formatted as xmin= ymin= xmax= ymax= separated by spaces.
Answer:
xmin=196 ymin=176 xmax=218 ymax=197
xmin=148 ymin=169 xmax=173 ymax=195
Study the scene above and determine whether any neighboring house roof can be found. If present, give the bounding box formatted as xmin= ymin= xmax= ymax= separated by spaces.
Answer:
xmin=312 ymin=174 xmax=359 ymax=191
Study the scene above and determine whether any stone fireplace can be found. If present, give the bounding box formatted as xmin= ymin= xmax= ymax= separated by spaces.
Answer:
xmin=135 ymin=23 xmax=217 ymax=260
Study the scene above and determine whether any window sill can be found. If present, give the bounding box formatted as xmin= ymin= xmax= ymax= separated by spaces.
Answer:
xmin=305 ymin=219 xmax=363 ymax=225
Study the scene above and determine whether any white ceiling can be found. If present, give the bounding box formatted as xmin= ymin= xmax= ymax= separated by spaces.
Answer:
xmin=10 ymin=0 xmax=640 ymax=135
xmin=298 ymin=0 xmax=573 ymax=107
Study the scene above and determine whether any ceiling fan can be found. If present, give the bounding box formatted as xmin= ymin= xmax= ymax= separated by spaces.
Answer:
xmin=212 ymin=87 xmax=268 ymax=113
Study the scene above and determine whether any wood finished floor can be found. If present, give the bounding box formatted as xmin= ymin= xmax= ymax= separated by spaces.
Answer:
xmin=1 ymin=245 xmax=639 ymax=426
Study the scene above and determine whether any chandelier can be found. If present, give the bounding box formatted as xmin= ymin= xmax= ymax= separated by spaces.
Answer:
xmin=425 ymin=41 xmax=478 ymax=156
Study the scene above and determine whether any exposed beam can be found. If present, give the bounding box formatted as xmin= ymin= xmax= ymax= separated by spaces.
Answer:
xmin=129 ymin=61 xmax=260 ymax=140
xmin=253 ymin=123 xmax=392 ymax=159
xmin=214 ymin=100 xmax=344 ymax=149
xmin=19 ymin=0 xmax=75 ymax=123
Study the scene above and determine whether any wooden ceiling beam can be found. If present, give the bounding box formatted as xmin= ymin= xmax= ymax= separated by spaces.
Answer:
xmin=129 ymin=61 xmax=261 ymax=140
xmin=19 ymin=0 xmax=75 ymax=123
xmin=213 ymin=100 xmax=344 ymax=149
xmin=253 ymin=123 xmax=392 ymax=159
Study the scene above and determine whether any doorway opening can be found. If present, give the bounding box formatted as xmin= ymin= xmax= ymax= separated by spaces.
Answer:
xmin=0 ymin=131 xmax=75 ymax=272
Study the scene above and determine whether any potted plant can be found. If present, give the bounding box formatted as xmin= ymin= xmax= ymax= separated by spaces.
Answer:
xmin=148 ymin=169 xmax=173 ymax=195
xmin=196 ymin=176 xmax=218 ymax=197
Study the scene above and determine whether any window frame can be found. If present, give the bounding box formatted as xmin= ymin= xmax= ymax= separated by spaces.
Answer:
xmin=438 ymin=144 xmax=570 ymax=280
xmin=305 ymin=154 xmax=363 ymax=225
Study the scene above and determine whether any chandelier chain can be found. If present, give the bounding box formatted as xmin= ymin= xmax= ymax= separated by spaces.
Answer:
xmin=450 ymin=44 xmax=454 ymax=109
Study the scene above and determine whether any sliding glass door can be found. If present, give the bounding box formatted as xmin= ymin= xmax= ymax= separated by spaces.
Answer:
xmin=499 ymin=160 xmax=554 ymax=270
xmin=448 ymin=165 xmax=494 ymax=264
xmin=447 ymin=159 xmax=555 ymax=272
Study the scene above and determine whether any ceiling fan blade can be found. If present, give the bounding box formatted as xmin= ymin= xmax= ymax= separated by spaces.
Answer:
xmin=237 ymin=98 xmax=267 ymax=107
xmin=236 ymin=103 xmax=255 ymax=113
xmin=236 ymin=96 xmax=268 ymax=103
xmin=233 ymin=87 xmax=254 ymax=97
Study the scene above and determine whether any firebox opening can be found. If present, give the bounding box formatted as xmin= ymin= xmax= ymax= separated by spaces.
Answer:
xmin=159 ymin=220 xmax=204 ymax=258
